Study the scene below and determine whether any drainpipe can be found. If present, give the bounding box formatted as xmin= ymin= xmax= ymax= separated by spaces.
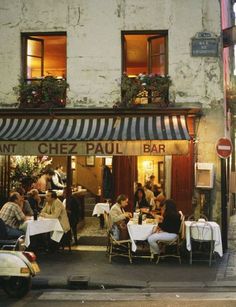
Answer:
xmin=66 ymin=156 xmax=72 ymax=211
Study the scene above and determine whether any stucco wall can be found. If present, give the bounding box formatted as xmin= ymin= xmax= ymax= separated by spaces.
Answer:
xmin=0 ymin=0 xmax=223 ymax=108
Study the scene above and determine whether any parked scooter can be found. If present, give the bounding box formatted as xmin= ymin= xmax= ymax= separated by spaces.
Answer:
xmin=0 ymin=237 xmax=40 ymax=298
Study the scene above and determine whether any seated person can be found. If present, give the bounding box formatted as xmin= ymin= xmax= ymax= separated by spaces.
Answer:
xmin=148 ymin=199 xmax=181 ymax=255
xmin=27 ymin=189 xmax=42 ymax=213
xmin=0 ymin=192 xmax=26 ymax=238
xmin=109 ymin=194 xmax=132 ymax=240
xmin=152 ymin=184 xmax=162 ymax=197
xmin=151 ymin=193 xmax=166 ymax=211
xmin=40 ymin=190 xmax=70 ymax=233
xmin=15 ymin=187 xmax=33 ymax=216
xmin=34 ymin=169 xmax=55 ymax=193
xmin=134 ymin=188 xmax=150 ymax=211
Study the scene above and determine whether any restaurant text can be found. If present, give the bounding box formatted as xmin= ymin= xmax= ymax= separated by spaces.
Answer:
xmin=38 ymin=143 xmax=77 ymax=155
xmin=86 ymin=142 xmax=123 ymax=155
xmin=0 ymin=144 xmax=17 ymax=154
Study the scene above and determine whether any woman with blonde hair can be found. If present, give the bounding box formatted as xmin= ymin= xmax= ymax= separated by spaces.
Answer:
xmin=109 ymin=194 xmax=132 ymax=240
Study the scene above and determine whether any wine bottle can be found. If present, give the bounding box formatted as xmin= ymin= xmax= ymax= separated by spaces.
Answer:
xmin=33 ymin=210 xmax=38 ymax=221
xmin=138 ymin=211 xmax=142 ymax=225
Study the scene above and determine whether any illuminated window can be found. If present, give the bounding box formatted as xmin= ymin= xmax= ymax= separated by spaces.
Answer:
xmin=122 ymin=31 xmax=168 ymax=76
xmin=22 ymin=33 xmax=66 ymax=80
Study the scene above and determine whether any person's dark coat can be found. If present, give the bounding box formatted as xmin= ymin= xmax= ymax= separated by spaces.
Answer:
xmin=103 ymin=166 xmax=113 ymax=199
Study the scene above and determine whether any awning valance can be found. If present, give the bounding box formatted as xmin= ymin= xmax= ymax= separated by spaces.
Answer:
xmin=0 ymin=115 xmax=190 ymax=141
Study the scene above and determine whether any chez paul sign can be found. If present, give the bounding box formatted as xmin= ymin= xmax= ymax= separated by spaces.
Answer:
xmin=0 ymin=141 xmax=189 ymax=156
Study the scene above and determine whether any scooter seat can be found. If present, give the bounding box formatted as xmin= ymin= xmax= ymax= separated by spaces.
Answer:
xmin=0 ymin=239 xmax=17 ymax=250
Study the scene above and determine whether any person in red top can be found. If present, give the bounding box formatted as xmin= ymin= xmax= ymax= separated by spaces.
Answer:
xmin=34 ymin=169 xmax=54 ymax=193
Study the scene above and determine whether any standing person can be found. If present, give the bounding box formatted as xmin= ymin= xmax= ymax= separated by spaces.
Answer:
xmin=144 ymin=182 xmax=155 ymax=204
xmin=103 ymin=165 xmax=113 ymax=200
xmin=51 ymin=166 xmax=65 ymax=190
xmin=109 ymin=194 xmax=132 ymax=240
xmin=0 ymin=192 xmax=26 ymax=238
xmin=40 ymin=190 xmax=70 ymax=233
xmin=148 ymin=175 xmax=156 ymax=190
xmin=56 ymin=165 xmax=67 ymax=184
xmin=148 ymin=199 xmax=181 ymax=256
xmin=34 ymin=169 xmax=55 ymax=193
xmin=134 ymin=188 xmax=150 ymax=211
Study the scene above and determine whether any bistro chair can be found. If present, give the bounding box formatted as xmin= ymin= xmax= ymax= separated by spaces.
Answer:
xmin=0 ymin=218 xmax=25 ymax=251
xmin=189 ymin=221 xmax=214 ymax=266
xmin=104 ymin=211 xmax=132 ymax=264
xmin=187 ymin=213 xmax=208 ymax=221
xmin=156 ymin=212 xmax=185 ymax=264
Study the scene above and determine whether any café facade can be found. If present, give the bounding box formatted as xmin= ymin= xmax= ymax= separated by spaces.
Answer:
xmin=0 ymin=0 xmax=230 ymax=232
xmin=0 ymin=106 xmax=200 ymax=217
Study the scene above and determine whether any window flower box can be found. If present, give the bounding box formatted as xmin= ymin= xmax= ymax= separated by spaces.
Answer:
xmin=13 ymin=76 xmax=69 ymax=108
xmin=120 ymin=73 xmax=171 ymax=108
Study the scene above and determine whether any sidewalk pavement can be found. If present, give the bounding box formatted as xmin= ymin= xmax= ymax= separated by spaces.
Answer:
xmin=32 ymin=247 xmax=236 ymax=291
xmin=32 ymin=214 xmax=236 ymax=291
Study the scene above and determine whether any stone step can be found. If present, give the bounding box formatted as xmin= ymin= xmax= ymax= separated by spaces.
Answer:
xmin=84 ymin=196 xmax=96 ymax=205
xmin=84 ymin=203 xmax=96 ymax=217
xmin=85 ymin=209 xmax=94 ymax=217
xmin=85 ymin=203 xmax=96 ymax=210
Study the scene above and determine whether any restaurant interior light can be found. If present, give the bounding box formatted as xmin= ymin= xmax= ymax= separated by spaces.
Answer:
xmin=71 ymin=156 xmax=76 ymax=170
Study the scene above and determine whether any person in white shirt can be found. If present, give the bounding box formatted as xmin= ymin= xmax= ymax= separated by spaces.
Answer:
xmin=51 ymin=166 xmax=65 ymax=190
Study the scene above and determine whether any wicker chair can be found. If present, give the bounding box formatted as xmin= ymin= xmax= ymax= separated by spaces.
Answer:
xmin=104 ymin=211 xmax=132 ymax=264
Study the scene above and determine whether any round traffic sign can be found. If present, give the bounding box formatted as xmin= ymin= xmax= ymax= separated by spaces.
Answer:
xmin=216 ymin=137 xmax=233 ymax=159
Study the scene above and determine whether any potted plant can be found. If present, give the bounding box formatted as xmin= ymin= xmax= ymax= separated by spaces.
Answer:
xmin=120 ymin=73 xmax=171 ymax=107
xmin=10 ymin=156 xmax=52 ymax=191
xmin=13 ymin=76 xmax=69 ymax=108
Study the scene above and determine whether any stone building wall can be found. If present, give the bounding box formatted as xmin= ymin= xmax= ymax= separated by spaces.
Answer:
xmin=0 ymin=0 xmax=226 ymax=219
xmin=0 ymin=0 xmax=223 ymax=108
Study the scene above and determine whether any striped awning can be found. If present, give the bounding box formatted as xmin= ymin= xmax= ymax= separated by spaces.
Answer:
xmin=0 ymin=115 xmax=190 ymax=141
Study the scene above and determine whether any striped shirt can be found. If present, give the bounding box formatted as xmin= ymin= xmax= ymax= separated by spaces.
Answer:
xmin=0 ymin=202 xmax=25 ymax=229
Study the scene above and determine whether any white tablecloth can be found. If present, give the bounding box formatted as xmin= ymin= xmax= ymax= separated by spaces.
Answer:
xmin=24 ymin=217 xmax=64 ymax=247
xmin=185 ymin=221 xmax=223 ymax=257
xmin=127 ymin=220 xmax=157 ymax=252
xmin=92 ymin=203 xmax=110 ymax=216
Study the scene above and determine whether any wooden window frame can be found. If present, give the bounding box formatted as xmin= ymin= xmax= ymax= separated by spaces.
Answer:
xmin=121 ymin=30 xmax=168 ymax=75
xmin=21 ymin=32 xmax=67 ymax=81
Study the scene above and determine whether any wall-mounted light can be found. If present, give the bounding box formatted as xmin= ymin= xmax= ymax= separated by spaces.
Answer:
xmin=143 ymin=160 xmax=154 ymax=170
xmin=71 ymin=156 xmax=76 ymax=170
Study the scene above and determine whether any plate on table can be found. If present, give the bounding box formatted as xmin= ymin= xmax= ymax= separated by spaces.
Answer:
xmin=145 ymin=218 xmax=155 ymax=224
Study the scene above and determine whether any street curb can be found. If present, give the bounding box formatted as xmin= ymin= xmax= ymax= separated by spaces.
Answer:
xmin=32 ymin=276 xmax=146 ymax=289
xmin=32 ymin=276 xmax=236 ymax=290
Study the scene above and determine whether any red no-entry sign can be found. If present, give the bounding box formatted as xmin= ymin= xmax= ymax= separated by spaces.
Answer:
xmin=216 ymin=137 xmax=233 ymax=159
